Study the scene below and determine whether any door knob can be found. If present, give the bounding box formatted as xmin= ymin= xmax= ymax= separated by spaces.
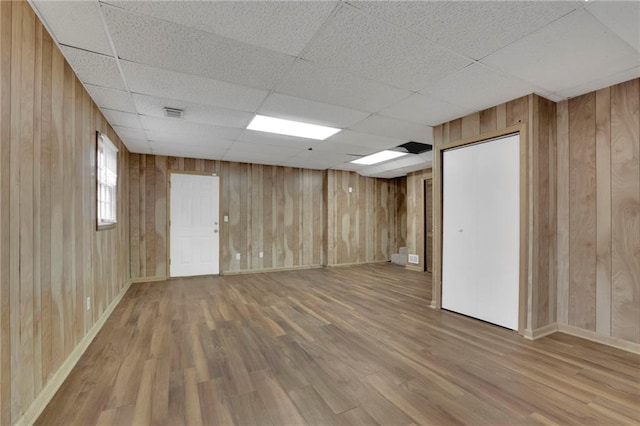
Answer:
xmin=214 ymin=229 xmax=218 ymax=233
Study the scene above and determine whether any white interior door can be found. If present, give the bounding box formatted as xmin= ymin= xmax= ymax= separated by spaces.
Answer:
xmin=442 ymin=134 xmax=520 ymax=330
xmin=170 ymin=173 xmax=220 ymax=277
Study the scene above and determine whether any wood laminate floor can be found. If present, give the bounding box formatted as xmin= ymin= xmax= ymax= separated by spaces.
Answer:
xmin=37 ymin=264 xmax=639 ymax=425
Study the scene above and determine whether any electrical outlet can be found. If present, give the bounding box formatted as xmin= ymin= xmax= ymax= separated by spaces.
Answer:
xmin=259 ymin=251 xmax=263 ymax=258
xmin=236 ymin=253 xmax=241 ymax=260
xmin=348 ymin=187 xmax=353 ymax=193
xmin=408 ymin=254 xmax=419 ymax=264
xmin=86 ymin=296 xmax=91 ymax=311
xmin=224 ymin=215 xmax=229 ymax=222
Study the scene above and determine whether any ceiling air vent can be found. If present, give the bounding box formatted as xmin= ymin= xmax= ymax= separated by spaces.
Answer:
xmin=397 ymin=141 xmax=432 ymax=154
xmin=164 ymin=107 xmax=184 ymax=119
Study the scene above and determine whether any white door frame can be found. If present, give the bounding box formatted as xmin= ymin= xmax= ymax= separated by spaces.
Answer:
xmin=167 ymin=170 xmax=222 ymax=277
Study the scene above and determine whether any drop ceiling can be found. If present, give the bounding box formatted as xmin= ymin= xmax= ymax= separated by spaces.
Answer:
xmin=30 ymin=0 xmax=640 ymax=178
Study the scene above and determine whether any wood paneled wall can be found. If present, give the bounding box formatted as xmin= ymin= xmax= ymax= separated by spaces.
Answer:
xmin=394 ymin=175 xmax=407 ymax=250
xmin=129 ymin=156 xmax=325 ymax=276
xmin=324 ymin=170 xmax=404 ymax=266
xmin=405 ymin=169 xmax=432 ymax=271
xmin=433 ymin=95 xmax=557 ymax=332
xmin=557 ymin=78 xmax=640 ymax=343
xmin=0 ymin=2 xmax=130 ymax=423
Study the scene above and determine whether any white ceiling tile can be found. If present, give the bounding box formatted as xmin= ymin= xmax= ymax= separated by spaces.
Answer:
xmin=302 ymin=4 xmax=471 ymax=91
xmin=140 ymin=116 xmax=242 ymax=141
xmin=149 ymin=140 xmax=228 ymax=155
xmin=351 ymin=1 xmax=582 ymax=60
xmin=483 ymin=9 xmax=640 ymax=93
xmin=277 ymin=60 xmax=410 ymax=113
xmin=150 ymin=145 xmax=226 ymax=161
xmin=102 ymin=5 xmax=295 ymax=90
xmin=132 ymin=94 xmax=252 ymax=129
xmin=380 ymin=94 xmax=473 ymax=126
xmin=556 ymin=65 xmax=640 ymax=99
xmin=285 ymin=152 xmax=357 ymax=170
xmin=86 ymin=84 xmax=136 ymax=113
xmin=421 ymin=63 xmax=538 ymax=112
xmin=113 ymin=125 xmax=146 ymax=141
xmin=101 ymin=0 xmax=338 ymax=56
xmin=222 ymin=150 xmax=294 ymax=166
xmin=237 ymin=129 xmax=322 ymax=149
xmin=59 ymin=46 xmax=125 ymax=90
xmin=32 ymin=1 xmax=112 ymax=55
xmin=101 ymin=109 xmax=141 ymax=129
xmin=588 ymin=1 xmax=640 ymax=52
xmin=311 ymin=141 xmax=375 ymax=156
xmin=121 ymin=138 xmax=152 ymax=154
xmin=259 ymin=93 xmax=369 ymax=128
xmin=226 ymin=141 xmax=307 ymax=156
xmin=146 ymin=131 xmax=235 ymax=151
xmin=327 ymin=130 xmax=404 ymax=150
xmin=331 ymin=162 xmax=367 ymax=172
xmin=120 ymin=61 xmax=268 ymax=112
xmin=349 ymin=114 xmax=432 ymax=144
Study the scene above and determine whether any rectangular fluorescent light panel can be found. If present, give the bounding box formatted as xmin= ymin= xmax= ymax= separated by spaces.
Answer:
xmin=350 ymin=150 xmax=408 ymax=165
xmin=247 ymin=115 xmax=340 ymax=140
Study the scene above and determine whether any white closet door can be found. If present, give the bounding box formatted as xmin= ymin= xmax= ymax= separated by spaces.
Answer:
xmin=170 ymin=173 xmax=220 ymax=277
xmin=442 ymin=134 xmax=520 ymax=330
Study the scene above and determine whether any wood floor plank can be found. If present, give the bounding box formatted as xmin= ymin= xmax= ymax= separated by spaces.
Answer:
xmin=35 ymin=265 xmax=640 ymax=425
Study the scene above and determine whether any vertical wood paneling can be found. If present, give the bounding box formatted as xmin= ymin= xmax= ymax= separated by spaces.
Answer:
xmin=0 ymin=2 xmax=131 ymax=423
xmin=556 ymin=100 xmax=570 ymax=325
xmin=568 ymin=93 xmax=597 ymax=331
xmin=433 ymin=94 xmax=556 ymax=332
xmin=461 ymin=112 xmax=480 ymax=139
xmin=480 ymin=108 xmax=497 ymax=134
xmin=610 ymin=79 xmax=640 ymax=343
xmin=322 ymin=170 xmax=399 ymax=266
xmin=130 ymin=154 xmax=140 ymax=277
xmin=507 ymin=96 xmax=528 ymax=126
xmin=531 ymin=96 xmax=557 ymax=328
xmin=595 ymin=88 xmax=612 ymax=335
xmin=0 ymin=3 xmax=11 ymax=424
xmin=131 ymin=159 xmax=327 ymax=275
xmin=154 ymin=156 xmax=167 ymax=276
xmin=405 ymin=168 xmax=432 ymax=271
xmin=394 ymin=176 xmax=407 ymax=251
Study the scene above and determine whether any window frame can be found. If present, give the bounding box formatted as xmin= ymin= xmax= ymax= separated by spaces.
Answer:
xmin=96 ymin=131 xmax=119 ymax=230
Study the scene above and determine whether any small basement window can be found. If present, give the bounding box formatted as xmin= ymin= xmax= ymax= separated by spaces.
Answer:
xmin=97 ymin=132 xmax=118 ymax=229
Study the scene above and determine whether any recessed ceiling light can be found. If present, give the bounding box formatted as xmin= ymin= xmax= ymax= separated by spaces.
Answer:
xmin=350 ymin=150 xmax=408 ymax=165
xmin=247 ymin=115 xmax=340 ymax=140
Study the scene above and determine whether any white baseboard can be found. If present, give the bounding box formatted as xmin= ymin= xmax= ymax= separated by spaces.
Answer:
xmin=15 ymin=279 xmax=133 ymax=426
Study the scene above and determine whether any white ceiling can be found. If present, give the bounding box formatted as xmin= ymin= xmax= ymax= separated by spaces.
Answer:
xmin=30 ymin=0 xmax=640 ymax=178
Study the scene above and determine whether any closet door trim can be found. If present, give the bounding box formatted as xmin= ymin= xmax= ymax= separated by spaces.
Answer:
xmin=433 ymin=124 xmax=528 ymax=335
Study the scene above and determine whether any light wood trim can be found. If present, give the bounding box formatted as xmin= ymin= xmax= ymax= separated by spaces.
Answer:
xmin=433 ymin=124 xmax=528 ymax=335
xmin=519 ymin=125 xmax=529 ymax=336
xmin=437 ymin=124 xmax=524 ymax=151
xmin=221 ymin=264 xmax=323 ymax=275
xmin=167 ymin=170 xmax=222 ymax=277
xmin=523 ymin=323 xmax=559 ymax=340
xmin=557 ymin=324 xmax=640 ymax=355
xmin=13 ymin=279 xmax=132 ymax=426
xmin=404 ymin=264 xmax=423 ymax=272
xmin=324 ymin=260 xmax=388 ymax=269
xmin=131 ymin=276 xmax=169 ymax=284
